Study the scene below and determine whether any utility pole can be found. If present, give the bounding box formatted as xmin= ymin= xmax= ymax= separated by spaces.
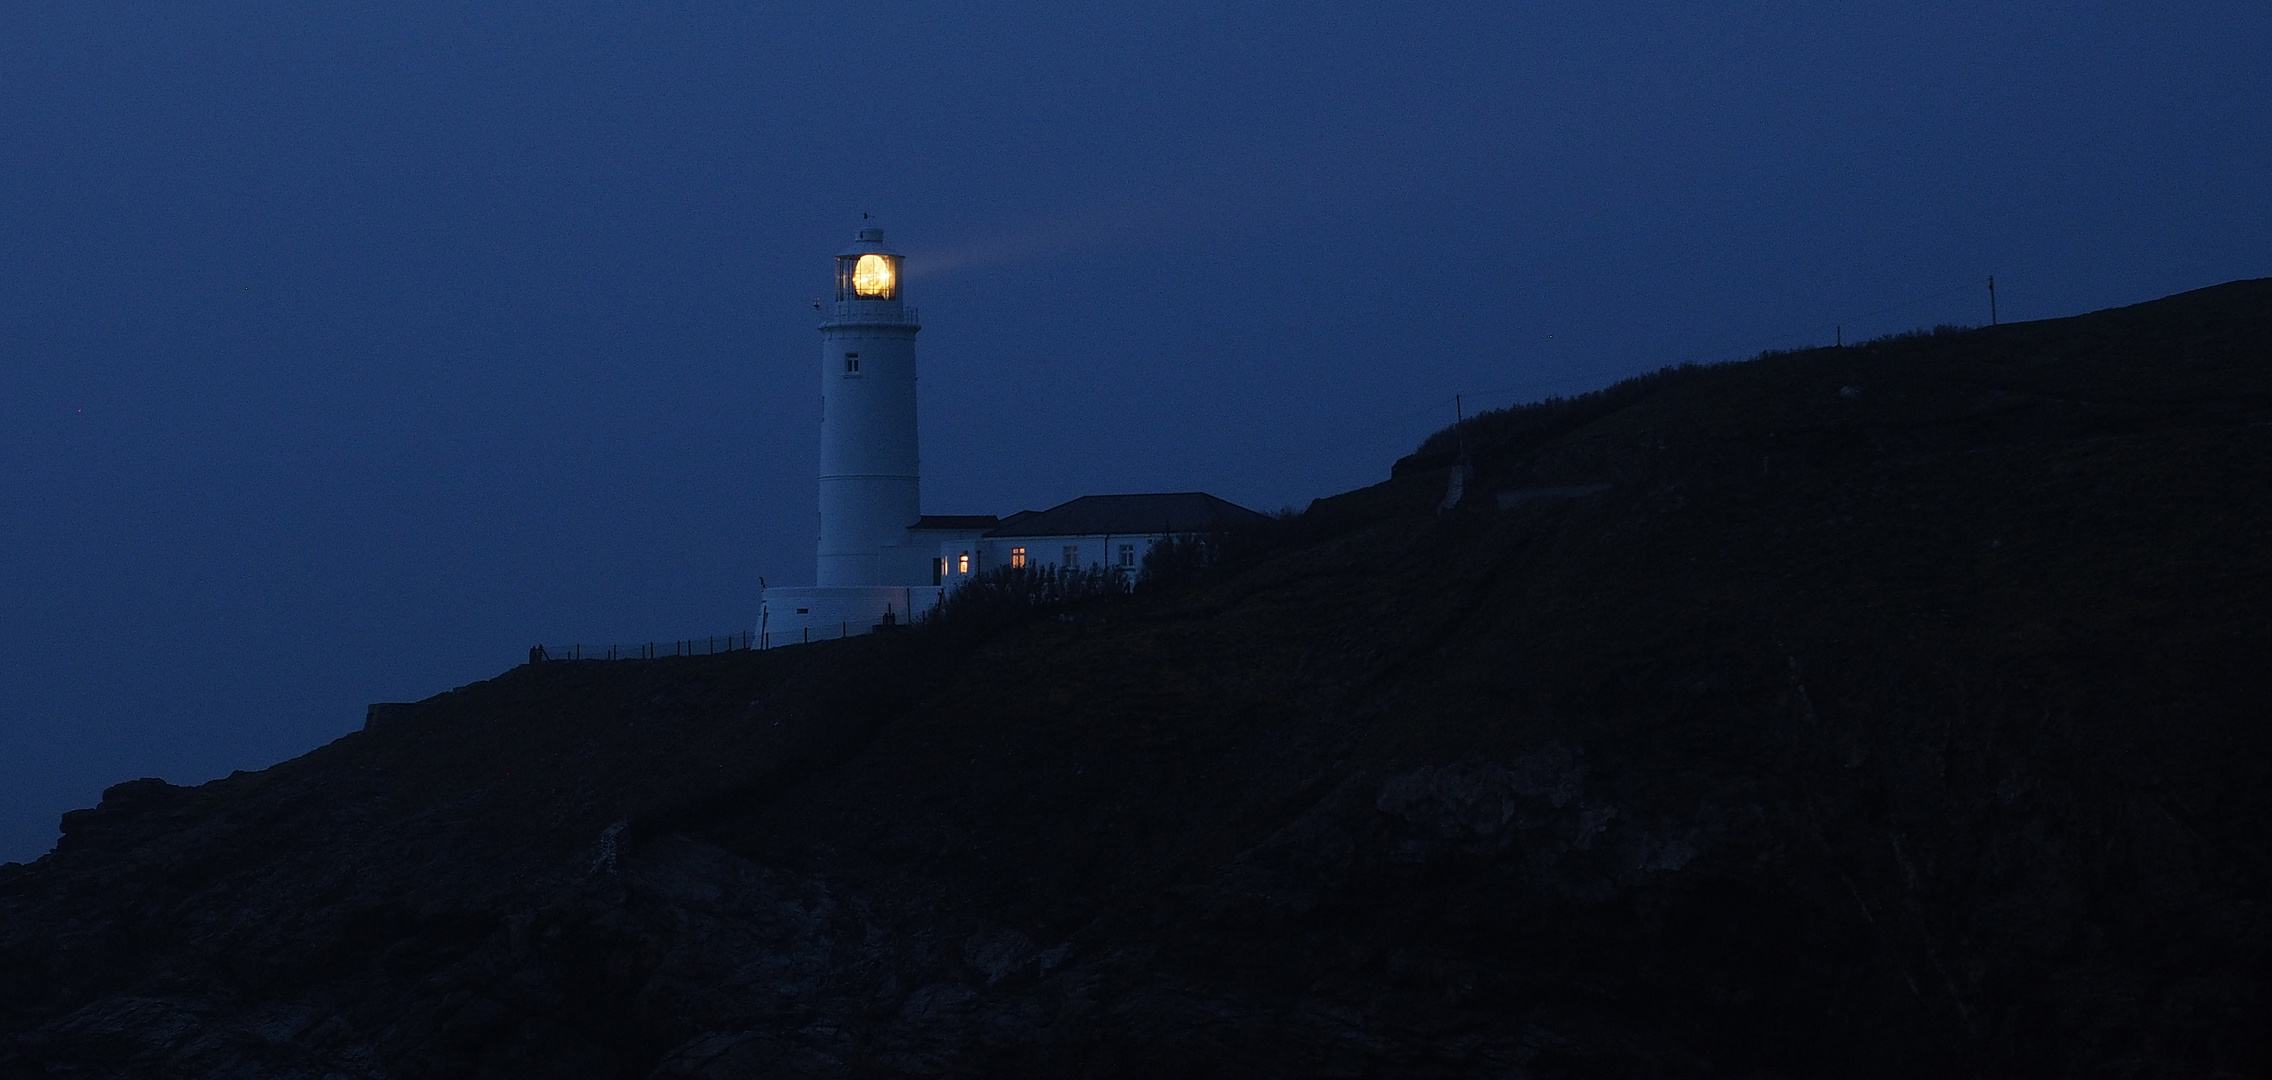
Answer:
xmin=1988 ymin=275 xmax=1998 ymax=326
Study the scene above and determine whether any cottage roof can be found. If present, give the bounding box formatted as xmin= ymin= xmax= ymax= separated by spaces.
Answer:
xmin=982 ymin=493 xmax=1265 ymax=539
xmin=909 ymin=515 xmax=1001 ymax=531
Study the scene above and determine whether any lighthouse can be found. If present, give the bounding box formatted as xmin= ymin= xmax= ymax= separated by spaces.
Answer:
xmin=816 ymin=227 xmax=928 ymax=587
xmin=754 ymin=219 xmax=1272 ymax=641
xmin=758 ymin=225 xmax=988 ymax=645
xmin=754 ymin=223 xmax=1262 ymax=648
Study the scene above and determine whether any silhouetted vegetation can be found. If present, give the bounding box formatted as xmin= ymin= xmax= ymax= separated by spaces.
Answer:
xmin=1402 ymin=325 xmax=1990 ymax=480
xmin=1866 ymin=322 xmax=1974 ymax=345
xmin=1135 ymin=505 xmax=1340 ymax=590
xmin=1394 ymin=362 xmax=1724 ymax=476
xmin=1134 ymin=532 xmax=1216 ymax=590
xmin=919 ymin=562 xmax=1130 ymax=638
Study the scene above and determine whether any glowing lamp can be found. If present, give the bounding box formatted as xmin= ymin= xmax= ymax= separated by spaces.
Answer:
xmin=852 ymin=253 xmax=895 ymax=297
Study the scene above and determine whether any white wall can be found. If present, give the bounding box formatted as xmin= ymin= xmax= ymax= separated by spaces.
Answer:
xmin=937 ymin=531 xmax=1165 ymax=591
xmin=916 ymin=527 xmax=994 ymax=586
xmin=816 ymin=317 xmax=925 ymax=587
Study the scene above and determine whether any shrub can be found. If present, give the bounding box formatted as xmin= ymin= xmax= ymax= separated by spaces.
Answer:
xmin=1865 ymin=323 xmax=1974 ymax=346
xmin=1136 ymin=532 xmax=1215 ymax=590
xmin=921 ymin=562 xmax=1130 ymax=638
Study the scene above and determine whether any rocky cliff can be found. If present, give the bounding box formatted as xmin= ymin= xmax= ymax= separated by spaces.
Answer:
xmin=4 ymin=280 xmax=2268 ymax=1078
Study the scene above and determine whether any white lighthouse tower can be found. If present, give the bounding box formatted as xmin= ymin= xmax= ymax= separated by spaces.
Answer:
xmin=816 ymin=227 xmax=928 ymax=587
xmin=759 ymin=226 xmax=958 ymax=644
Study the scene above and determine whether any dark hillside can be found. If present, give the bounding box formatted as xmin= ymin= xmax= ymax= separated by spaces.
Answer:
xmin=4 ymin=280 xmax=2269 ymax=1078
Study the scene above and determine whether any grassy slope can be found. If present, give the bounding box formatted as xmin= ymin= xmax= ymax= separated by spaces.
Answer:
xmin=3 ymin=279 xmax=2267 ymax=1078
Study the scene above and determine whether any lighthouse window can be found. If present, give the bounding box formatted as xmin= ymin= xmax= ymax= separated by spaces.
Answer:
xmin=844 ymin=352 xmax=860 ymax=373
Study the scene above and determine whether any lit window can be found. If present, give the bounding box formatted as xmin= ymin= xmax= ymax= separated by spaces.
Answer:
xmin=957 ymin=553 xmax=970 ymax=574
xmin=844 ymin=352 xmax=860 ymax=373
xmin=1010 ymin=547 xmax=1027 ymax=568
xmin=1118 ymin=543 xmax=1135 ymax=568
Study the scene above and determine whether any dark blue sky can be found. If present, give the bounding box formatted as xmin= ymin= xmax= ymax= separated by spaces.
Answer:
xmin=3 ymin=2 xmax=2266 ymax=862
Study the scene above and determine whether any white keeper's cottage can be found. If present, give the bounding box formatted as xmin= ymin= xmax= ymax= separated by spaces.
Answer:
xmin=758 ymin=227 xmax=1263 ymax=646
